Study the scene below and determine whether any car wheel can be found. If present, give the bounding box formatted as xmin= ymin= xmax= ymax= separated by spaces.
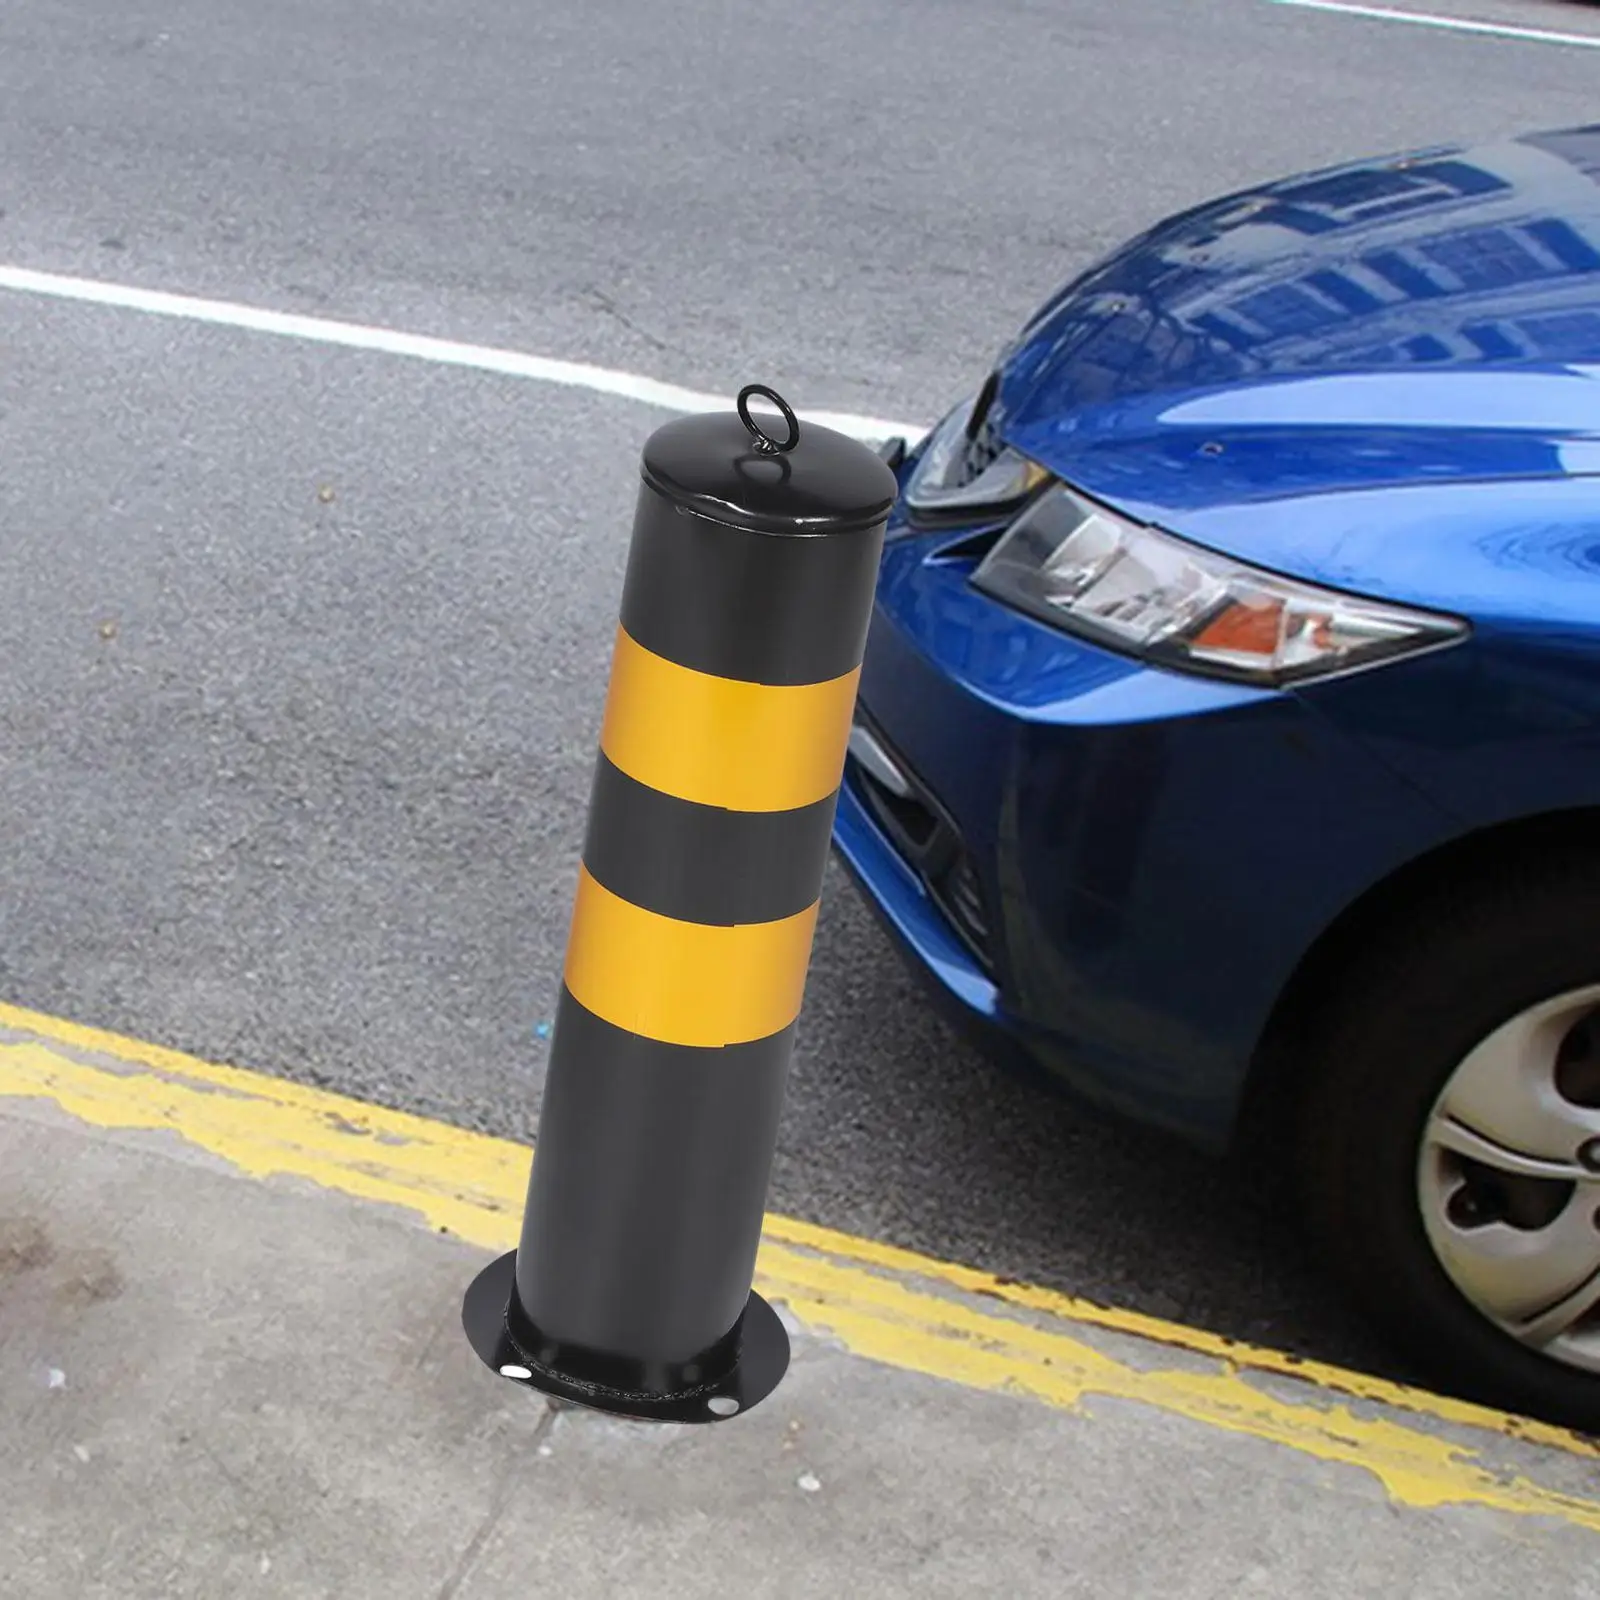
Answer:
xmin=1297 ymin=855 xmax=1600 ymax=1432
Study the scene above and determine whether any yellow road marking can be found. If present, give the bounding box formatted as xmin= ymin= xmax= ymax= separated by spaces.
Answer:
xmin=2 ymin=997 xmax=1599 ymax=1532
xmin=563 ymin=864 xmax=816 ymax=1045
xmin=600 ymin=625 xmax=859 ymax=812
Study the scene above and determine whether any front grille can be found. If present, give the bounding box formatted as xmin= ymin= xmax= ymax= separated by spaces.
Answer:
xmin=952 ymin=371 xmax=1005 ymax=488
xmin=956 ymin=412 xmax=1005 ymax=486
xmin=941 ymin=851 xmax=991 ymax=952
xmin=845 ymin=716 xmax=994 ymax=970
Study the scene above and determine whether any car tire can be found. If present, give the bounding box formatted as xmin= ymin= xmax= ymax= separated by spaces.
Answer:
xmin=1296 ymin=852 xmax=1600 ymax=1433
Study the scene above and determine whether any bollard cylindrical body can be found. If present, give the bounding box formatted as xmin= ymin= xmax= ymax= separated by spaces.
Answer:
xmin=462 ymin=388 xmax=897 ymax=1422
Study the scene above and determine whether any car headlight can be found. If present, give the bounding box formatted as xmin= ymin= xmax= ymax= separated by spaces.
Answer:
xmin=903 ymin=386 xmax=1051 ymax=520
xmin=971 ymin=484 xmax=1469 ymax=685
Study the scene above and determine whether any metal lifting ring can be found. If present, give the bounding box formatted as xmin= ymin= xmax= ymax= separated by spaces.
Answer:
xmin=736 ymin=384 xmax=800 ymax=454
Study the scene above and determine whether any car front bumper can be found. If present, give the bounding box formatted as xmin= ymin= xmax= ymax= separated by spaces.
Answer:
xmin=832 ymin=522 xmax=1456 ymax=1151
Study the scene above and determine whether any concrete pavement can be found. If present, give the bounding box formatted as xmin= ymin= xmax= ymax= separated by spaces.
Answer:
xmin=5 ymin=1004 xmax=1600 ymax=1598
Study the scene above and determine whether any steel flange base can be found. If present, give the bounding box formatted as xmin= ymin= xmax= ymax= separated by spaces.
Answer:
xmin=461 ymin=1249 xmax=790 ymax=1424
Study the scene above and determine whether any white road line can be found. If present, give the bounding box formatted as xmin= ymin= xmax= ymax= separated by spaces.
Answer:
xmin=1270 ymin=0 xmax=1600 ymax=47
xmin=0 ymin=263 xmax=927 ymax=444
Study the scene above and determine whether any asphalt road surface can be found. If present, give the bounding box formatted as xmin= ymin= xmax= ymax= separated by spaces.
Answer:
xmin=2 ymin=0 xmax=1597 ymax=1380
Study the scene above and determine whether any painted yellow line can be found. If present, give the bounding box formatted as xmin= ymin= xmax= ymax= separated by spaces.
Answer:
xmin=2 ymin=997 xmax=1599 ymax=1533
xmin=600 ymin=625 xmax=859 ymax=812
xmin=564 ymin=864 xmax=816 ymax=1045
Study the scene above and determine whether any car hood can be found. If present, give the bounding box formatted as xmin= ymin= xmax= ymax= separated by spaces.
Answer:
xmin=989 ymin=125 xmax=1600 ymax=537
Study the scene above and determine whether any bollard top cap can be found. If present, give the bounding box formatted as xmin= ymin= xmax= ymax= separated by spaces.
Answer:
xmin=641 ymin=387 xmax=899 ymax=537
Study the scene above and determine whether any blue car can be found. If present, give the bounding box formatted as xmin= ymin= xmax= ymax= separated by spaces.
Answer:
xmin=835 ymin=123 xmax=1600 ymax=1429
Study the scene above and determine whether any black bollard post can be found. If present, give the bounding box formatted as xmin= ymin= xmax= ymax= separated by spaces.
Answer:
xmin=462 ymin=385 xmax=897 ymax=1423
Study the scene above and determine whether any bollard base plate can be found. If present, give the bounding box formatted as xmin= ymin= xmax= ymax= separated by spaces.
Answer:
xmin=461 ymin=1250 xmax=790 ymax=1424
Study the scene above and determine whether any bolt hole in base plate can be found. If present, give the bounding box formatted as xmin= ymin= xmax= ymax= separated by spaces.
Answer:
xmin=461 ymin=1250 xmax=790 ymax=1424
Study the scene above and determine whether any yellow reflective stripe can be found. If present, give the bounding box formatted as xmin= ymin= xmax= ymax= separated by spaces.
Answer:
xmin=563 ymin=864 xmax=818 ymax=1046
xmin=599 ymin=626 xmax=860 ymax=813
